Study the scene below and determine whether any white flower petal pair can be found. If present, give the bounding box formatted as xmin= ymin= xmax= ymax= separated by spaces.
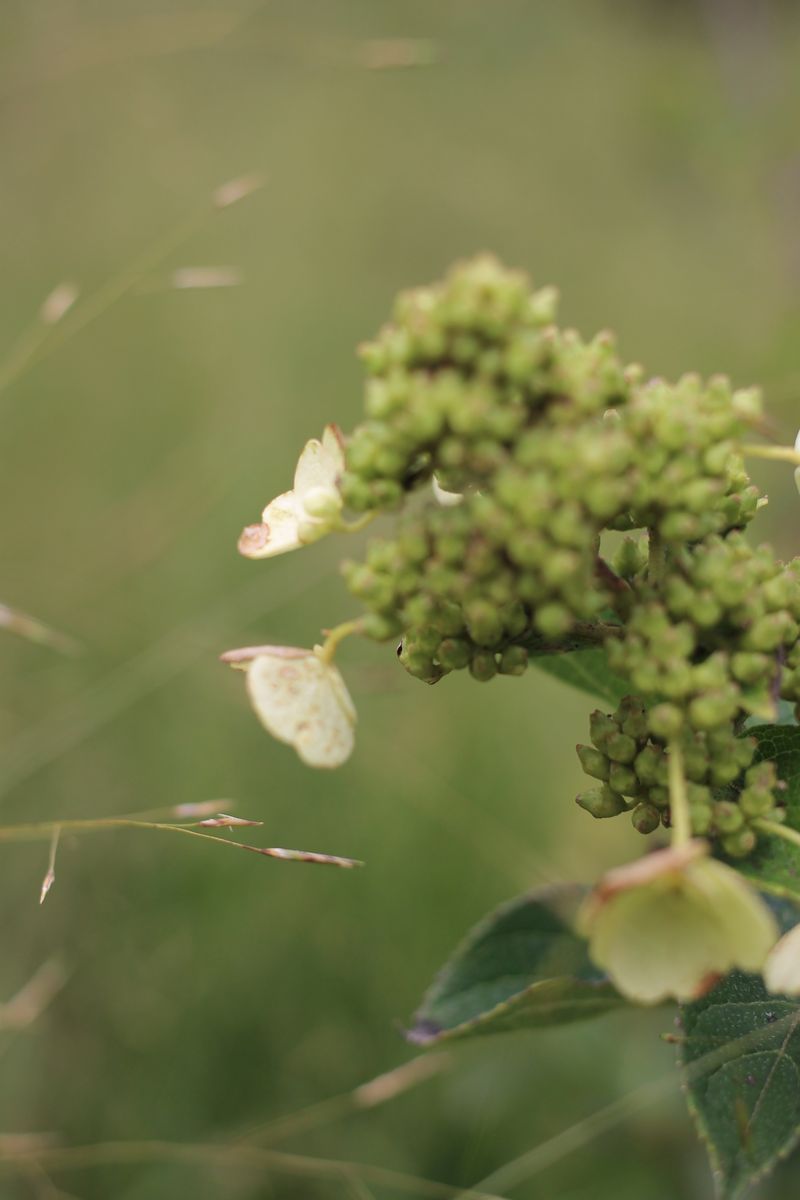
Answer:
xmin=222 ymin=644 xmax=356 ymax=768
xmin=238 ymin=425 xmax=346 ymax=560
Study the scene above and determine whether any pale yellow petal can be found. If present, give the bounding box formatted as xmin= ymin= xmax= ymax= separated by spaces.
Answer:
xmin=685 ymin=858 xmax=777 ymax=974
xmin=246 ymin=650 xmax=356 ymax=769
xmin=588 ymin=883 xmax=722 ymax=1004
xmin=764 ymin=923 xmax=800 ymax=995
xmin=238 ymin=492 xmax=301 ymax=559
xmin=294 ymin=426 xmax=345 ymax=500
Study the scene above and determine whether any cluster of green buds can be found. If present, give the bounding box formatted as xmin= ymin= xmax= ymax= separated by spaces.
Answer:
xmin=228 ymin=254 xmax=800 ymax=1003
xmin=577 ymin=696 xmax=784 ymax=856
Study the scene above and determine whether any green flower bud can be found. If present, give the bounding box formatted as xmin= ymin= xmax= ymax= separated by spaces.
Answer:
xmin=731 ymin=652 xmax=772 ymax=685
xmin=738 ymin=786 xmax=774 ymax=819
xmin=617 ymin=696 xmax=649 ymax=740
xmin=469 ymin=651 xmax=498 ymax=682
xmin=534 ymin=603 xmax=573 ymax=639
xmin=713 ymin=800 xmax=744 ymax=834
xmin=688 ymin=692 xmax=738 ymax=731
xmin=721 ymin=828 xmax=757 ymax=859
xmin=498 ymin=645 xmax=529 ymax=676
xmin=689 ymin=804 xmax=713 ymax=836
xmin=589 ymin=710 xmax=619 ymax=750
xmin=464 ymin=599 xmax=505 ymax=647
xmin=708 ymin=758 xmax=742 ymax=788
xmin=436 ymin=638 xmax=473 ymax=671
xmin=605 ymin=731 xmax=638 ymax=765
xmin=631 ymin=803 xmax=660 ymax=834
xmin=362 ymin=613 xmax=403 ymax=641
xmin=609 ymin=763 xmax=639 ymax=796
xmin=576 ymin=786 xmax=627 ymax=818
xmin=577 ymin=744 xmax=611 ymax=782
xmin=648 ymin=703 xmax=684 ymax=739
xmin=634 ymin=744 xmax=664 ymax=787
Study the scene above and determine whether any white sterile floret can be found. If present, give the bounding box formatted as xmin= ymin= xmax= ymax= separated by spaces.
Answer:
xmin=238 ymin=425 xmax=345 ymax=559
xmin=245 ymin=645 xmax=356 ymax=768
xmin=794 ymin=428 xmax=800 ymax=497
xmin=580 ymin=842 xmax=778 ymax=1004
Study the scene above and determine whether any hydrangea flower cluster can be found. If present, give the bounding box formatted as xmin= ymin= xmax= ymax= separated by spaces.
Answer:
xmin=229 ymin=254 xmax=800 ymax=1003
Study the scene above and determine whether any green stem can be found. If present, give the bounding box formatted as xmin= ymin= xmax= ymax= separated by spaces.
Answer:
xmin=668 ymin=741 xmax=691 ymax=848
xmin=741 ymin=443 xmax=800 ymax=466
xmin=338 ymin=512 xmax=377 ymax=535
xmin=752 ymin=818 xmax=800 ymax=851
xmin=317 ymin=619 xmax=364 ymax=665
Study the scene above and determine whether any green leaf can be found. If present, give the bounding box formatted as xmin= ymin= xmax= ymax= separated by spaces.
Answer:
xmin=407 ymin=884 xmax=625 ymax=1045
xmin=680 ymin=899 xmax=800 ymax=1200
xmin=739 ymin=726 xmax=800 ymax=904
xmin=532 ymin=648 xmax=629 ymax=707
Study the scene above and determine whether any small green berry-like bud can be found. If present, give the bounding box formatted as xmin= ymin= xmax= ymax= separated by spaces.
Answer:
xmin=589 ymin=710 xmax=619 ymax=750
xmin=689 ymin=804 xmax=713 ymax=836
xmin=631 ymin=803 xmax=660 ymax=835
xmin=436 ymin=638 xmax=473 ymax=671
xmin=634 ymin=744 xmax=663 ymax=787
xmin=688 ymin=692 xmax=738 ymax=731
xmin=609 ymin=763 xmax=639 ymax=796
xmin=577 ymin=744 xmax=610 ymax=782
xmin=648 ymin=703 xmax=684 ymax=739
xmin=708 ymin=759 xmax=742 ymax=788
xmin=713 ymin=801 xmax=745 ymax=834
xmin=738 ymin=786 xmax=774 ymax=819
xmin=469 ymin=651 xmax=498 ymax=682
xmin=721 ymin=828 xmax=758 ymax=859
xmin=605 ymin=731 xmax=638 ymax=765
xmin=576 ymin=786 xmax=627 ymax=819
xmin=464 ymin=600 xmax=505 ymax=647
xmin=648 ymin=785 xmax=670 ymax=809
xmin=534 ymin=603 xmax=573 ymax=640
xmin=733 ymin=736 xmax=757 ymax=770
xmin=618 ymin=695 xmax=649 ymax=740
xmin=498 ymin=645 xmax=529 ymax=676
xmin=362 ymin=613 xmax=403 ymax=642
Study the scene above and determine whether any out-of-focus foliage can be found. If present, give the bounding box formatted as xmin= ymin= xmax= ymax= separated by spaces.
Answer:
xmin=3 ymin=1 xmax=800 ymax=1196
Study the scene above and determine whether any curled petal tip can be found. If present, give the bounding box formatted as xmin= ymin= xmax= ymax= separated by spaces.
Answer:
xmin=238 ymin=523 xmax=270 ymax=557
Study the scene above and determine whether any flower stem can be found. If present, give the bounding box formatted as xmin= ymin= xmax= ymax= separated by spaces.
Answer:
xmin=741 ymin=443 xmax=800 ymax=466
xmin=338 ymin=512 xmax=377 ymax=535
xmin=752 ymin=817 xmax=800 ymax=851
xmin=318 ymin=619 xmax=364 ymax=665
xmin=668 ymin=741 xmax=691 ymax=848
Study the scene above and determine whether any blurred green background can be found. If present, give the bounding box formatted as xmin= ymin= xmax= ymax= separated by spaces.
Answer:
xmin=2 ymin=1 xmax=800 ymax=1196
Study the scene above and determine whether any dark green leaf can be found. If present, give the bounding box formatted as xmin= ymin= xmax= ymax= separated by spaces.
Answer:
xmin=739 ymin=726 xmax=800 ymax=903
xmin=407 ymin=884 xmax=625 ymax=1045
xmin=532 ymin=648 xmax=629 ymax=707
xmin=680 ymin=899 xmax=800 ymax=1200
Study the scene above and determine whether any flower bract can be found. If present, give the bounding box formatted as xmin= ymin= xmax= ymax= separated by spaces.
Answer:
xmin=580 ymin=841 xmax=778 ymax=1003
